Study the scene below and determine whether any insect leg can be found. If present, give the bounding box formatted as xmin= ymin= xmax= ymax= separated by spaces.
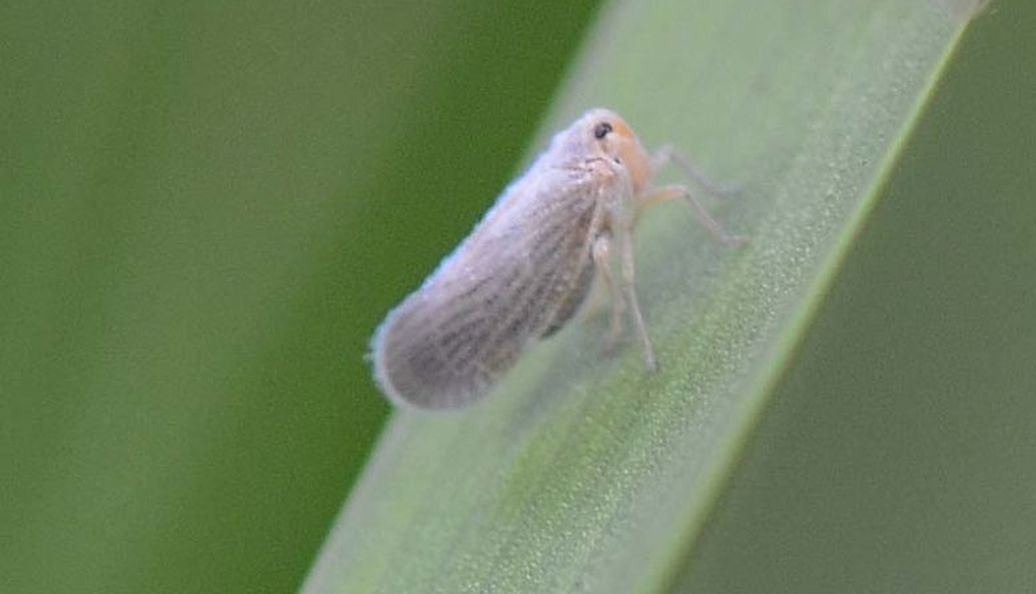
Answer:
xmin=651 ymin=144 xmax=738 ymax=196
xmin=592 ymin=233 xmax=625 ymax=351
xmin=617 ymin=227 xmax=657 ymax=372
xmin=635 ymin=184 xmax=744 ymax=246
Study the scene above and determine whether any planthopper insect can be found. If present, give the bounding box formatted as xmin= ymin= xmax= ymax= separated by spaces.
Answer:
xmin=370 ymin=108 xmax=740 ymax=410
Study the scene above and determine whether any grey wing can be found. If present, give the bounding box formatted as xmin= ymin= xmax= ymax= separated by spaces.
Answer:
xmin=371 ymin=169 xmax=608 ymax=410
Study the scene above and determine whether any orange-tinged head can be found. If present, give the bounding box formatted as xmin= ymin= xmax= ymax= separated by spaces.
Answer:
xmin=581 ymin=108 xmax=653 ymax=193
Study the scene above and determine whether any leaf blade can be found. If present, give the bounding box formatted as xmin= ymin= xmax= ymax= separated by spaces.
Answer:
xmin=304 ymin=1 xmax=980 ymax=592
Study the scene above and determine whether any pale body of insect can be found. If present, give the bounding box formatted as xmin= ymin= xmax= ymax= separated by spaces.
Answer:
xmin=371 ymin=108 xmax=735 ymax=410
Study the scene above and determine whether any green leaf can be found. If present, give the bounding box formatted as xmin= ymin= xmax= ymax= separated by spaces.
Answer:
xmin=304 ymin=1 xmax=989 ymax=593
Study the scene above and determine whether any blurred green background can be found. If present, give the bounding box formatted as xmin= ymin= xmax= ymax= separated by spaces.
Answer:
xmin=677 ymin=2 xmax=1036 ymax=591
xmin=2 ymin=1 xmax=1033 ymax=593
xmin=2 ymin=1 xmax=600 ymax=592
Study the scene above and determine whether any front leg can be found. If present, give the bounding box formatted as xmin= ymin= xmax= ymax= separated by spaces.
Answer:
xmin=651 ymin=144 xmax=738 ymax=196
xmin=635 ymin=184 xmax=744 ymax=246
xmin=616 ymin=226 xmax=657 ymax=372
xmin=591 ymin=233 xmax=625 ymax=353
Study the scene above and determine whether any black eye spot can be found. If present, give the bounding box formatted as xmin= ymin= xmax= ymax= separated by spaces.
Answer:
xmin=593 ymin=121 xmax=613 ymax=139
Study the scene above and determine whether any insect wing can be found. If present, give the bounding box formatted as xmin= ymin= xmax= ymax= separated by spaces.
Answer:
xmin=372 ymin=164 xmax=614 ymax=410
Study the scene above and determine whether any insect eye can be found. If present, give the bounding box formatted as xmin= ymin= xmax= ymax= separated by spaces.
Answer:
xmin=593 ymin=121 xmax=613 ymax=140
